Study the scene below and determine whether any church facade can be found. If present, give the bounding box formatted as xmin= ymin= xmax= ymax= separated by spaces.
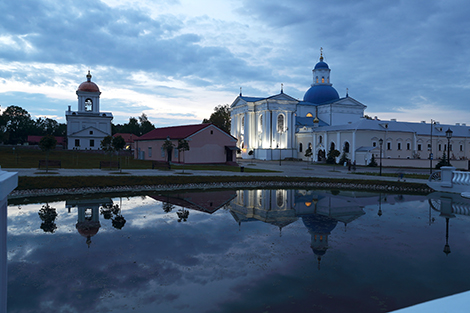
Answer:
xmin=66 ymin=71 xmax=113 ymax=150
xmin=230 ymin=53 xmax=470 ymax=169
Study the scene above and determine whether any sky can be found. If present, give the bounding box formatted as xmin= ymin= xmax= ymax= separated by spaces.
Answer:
xmin=1 ymin=0 xmax=470 ymax=127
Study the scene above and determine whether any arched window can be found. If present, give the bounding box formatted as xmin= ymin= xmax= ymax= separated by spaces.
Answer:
xmin=85 ymin=98 xmax=93 ymax=111
xmin=319 ymin=135 xmax=323 ymax=144
xmin=321 ymin=77 xmax=325 ymax=83
xmin=299 ymin=143 xmax=303 ymax=152
xmin=344 ymin=142 xmax=350 ymax=153
xmin=276 ymin=190 xmax=284 ymax=208
xmin=316 ymin=76 xmax=319 ymax=83
xmin=277 ymin=114 xmax=285 ymax=133
xmin=330 ymin=142 xmax=335 ymax=151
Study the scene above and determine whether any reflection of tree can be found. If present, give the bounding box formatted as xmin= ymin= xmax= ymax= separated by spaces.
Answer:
xmin=162 ymin=201 xmax=174 ymax=213
xmin=177 ymin=208 xmax=189 ymax=222
xmin=38 ymin=204 xmax=58 ymax=233
xmin=100 ymin=203 xmax=126 ymax=229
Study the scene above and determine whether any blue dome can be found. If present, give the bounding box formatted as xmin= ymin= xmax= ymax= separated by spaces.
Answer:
xmin=314 ymin=61 xmax=329 ymax=69
xmin=303 ymin=85 xmax=340 ymax=104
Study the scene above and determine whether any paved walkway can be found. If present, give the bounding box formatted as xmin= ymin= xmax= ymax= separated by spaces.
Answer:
xmin=2 ymin=160 xmax=431 ymax=184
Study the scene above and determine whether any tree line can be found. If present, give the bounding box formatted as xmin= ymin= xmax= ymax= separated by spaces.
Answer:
xmin=0 ymin=105 xmax=156 ymax=145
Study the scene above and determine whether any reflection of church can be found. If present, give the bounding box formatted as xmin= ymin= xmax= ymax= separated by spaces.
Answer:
xmin=66 ymin=198 xmax=113 ymax=247
xmin=229 ymin=189 xmax=367 ymax=267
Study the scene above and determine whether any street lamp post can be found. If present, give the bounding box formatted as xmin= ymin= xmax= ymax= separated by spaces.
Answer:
xmin=429 ymin=119 xmax=434 ymax=174
xmin=379 ymin=138 xmax=383 ymax=176
xmin=446 ymin=128 xmax=453 ymax=166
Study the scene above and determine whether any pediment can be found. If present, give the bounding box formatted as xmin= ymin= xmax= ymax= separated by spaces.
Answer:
xmin=69 ymin=126 xmax=109 ymax=137
xmin=267 ymin=92 xmax=298 ymax=102
xmin=333 ymin=96 xmax=367 ymax=108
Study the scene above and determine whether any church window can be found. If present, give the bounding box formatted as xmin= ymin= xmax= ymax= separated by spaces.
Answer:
xmin=321 ymin=77 xmax=325 ymax=83
xmin=330 ymin=142 xmax=335 ymax=151
xmin=148 ymin=147 xmax=152 ymax=157
xmin=75 ymin=139 xmax=80 ymax=147
xmin=438 ymin=144 xmax=442 ymax=151
xmin=211 ymin=130 xmax=213 ymax=135
xmin=387 ymin=142 xmax=391 ymax=150
xmin=277 ymin=114 xmax=285 ymax=133
xmin=418 ymin=144 xmax=422 ymax=151
xmin=85 ymin=98 xmax=93 ymax=111
xmin=319 ymin=136 xmax=322 ymax=144
xmin=306 ymin=112 xmax=313 ymax=117
xmin=373 ymin=142 xmax=376 ymax=147
xmin=398 ymin=142 xmax=402 ymax=150
xmin=299 ymin=143 xmax=303 ymax=152
xmin=460 ymin=145 xmax=463 ymax=152
xmin=90 ymin=139 xmax=94 ymax=147
xmin=327 ymin=77 xmax=330 ymax=83
xmin=344 ymin=142 xmax=350 ymax=153
xmin=316 ymin=76 xmax=319 ymax=83
xmin=89 ymin=130 xmax=93 ymax=135
xmin=407 ymin=143 xmax=411 ymax=150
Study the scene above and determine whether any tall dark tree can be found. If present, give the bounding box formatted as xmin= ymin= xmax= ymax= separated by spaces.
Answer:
xmin=203 ymin=104 xmax=231 ymax=133
xmin=39 ymin=134 xmax=57 ymax=173
xmin=38 ymin=204 xmax=58 ymax=233
xmin=177 ymin=139 xmax=190 ymax=173
xmin=2 ymin=105 xmax=33 ymax=144
xmin=139 ymin=113 xmax=155 ymax=135
xmin=112 ymin=135 xmax=126 ymax=172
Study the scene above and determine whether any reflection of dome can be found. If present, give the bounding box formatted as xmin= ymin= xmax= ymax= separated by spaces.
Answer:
xmin=77 ymin=71 xmax=100 ymax=93
xmin=76 ymin=221 xmax=101 ymax=237
xmin=303 ymin=85 xmax=339 ymax=104
xmin=301 ymin=214 xmax=338 ymax=234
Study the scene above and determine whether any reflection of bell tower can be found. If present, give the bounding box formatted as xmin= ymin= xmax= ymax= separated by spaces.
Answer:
xmin=302 ymin=214 xmax=338 ymax=269
xmin=76 ymin=207 xmax=101 ymax=247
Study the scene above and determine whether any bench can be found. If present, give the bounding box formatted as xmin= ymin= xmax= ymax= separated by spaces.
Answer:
xmin=99 ymin=161 xmax=120 ymax=169
xmin=152 ymin=161 xmax=170 ymax=169
xmin=38 ymin=160 xmax=61 ymax=169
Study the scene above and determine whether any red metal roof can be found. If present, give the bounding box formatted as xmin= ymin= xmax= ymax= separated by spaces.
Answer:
xmin=136 ymin=123 xmax=213 ymax=141
xmin=27 ymin=135 xmax=66 ymax=146
xmin=77 ymin=81 xmax=100 ymax=92
xmin=113 ymin=133 xmax=139 ymax=143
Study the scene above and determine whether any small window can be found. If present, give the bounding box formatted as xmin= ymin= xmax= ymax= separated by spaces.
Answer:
xmin=397 ymin=142 xmax=402 ymax=150
xmin=438 ymin=144 xmax=442 ymax=151
xmin=148 ymin=147 xmax=152 ymax=158
xmin=90 ymin=139 xmax=94 ymax=147
xmin=344 ymin=142 xmax=350 ymax=153
xmin=316 ymin=76 xmax=319 ymax=83
xmin=319 ymin=136 xmax=322 ymax=144
xmin=85 ymin=98 xmax=93 ymax=111
xmin=211 ymin=130 xmax=213 ymax=135
xmin=89 ymin=130 xmax=93 ymax=135
xmin=418 ymin=144 xmax=422 ymax=151
xmin=407 ymin=143 xmax=411 ymax=150
xmin=373 ymin=142 xmax=376 ymax=147
xmin=299 ymin=143 xmax=303 ymax=153
xmin=161 ymin=147 xmax=165 ymax=157
xmin=387 ymin=142 xmax=391 ymax=150
xmin=321 ymin=77 xmax=325 ymax=83
xmin=75 ymin=139 xmax=80 ymax=147
xmin=460 ymin=145 xmax=463 ymax=152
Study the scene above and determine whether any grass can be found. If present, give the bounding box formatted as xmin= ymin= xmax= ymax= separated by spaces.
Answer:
xmin=349 ymin=171 xmax=429 ymax=179
xmin=0 ymin=146 xmax=274 ymax=173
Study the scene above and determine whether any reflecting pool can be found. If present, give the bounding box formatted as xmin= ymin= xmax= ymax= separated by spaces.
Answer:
xmin=4 ymin=189 xmax=470 ymax=312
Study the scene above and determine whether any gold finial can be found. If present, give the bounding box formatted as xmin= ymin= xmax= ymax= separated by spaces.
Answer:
xmin=86 ymin=70 xmax=92 ymax=82
xmin=320 ymin=47 xmax=323 ymax=61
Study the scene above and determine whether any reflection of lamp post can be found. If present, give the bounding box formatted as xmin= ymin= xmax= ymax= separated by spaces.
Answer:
xmin=429 ymin=119 xmax=435 ymax=174
xmin=378 ymin=138 xmax=383 ymax=176
xmin=377 ymin=193 xmax=382 ymax=217
xmin=445 ymin=128 xmax=453 ymax=165
xmin=443 ymin=217 xmax=451 ymax=255
xmin=277 ymin=144 xmax=281 ymax=166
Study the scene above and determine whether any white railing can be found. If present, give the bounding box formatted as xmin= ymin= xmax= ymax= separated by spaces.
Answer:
xmin=428 ymin=166 xmax=470 ymax=193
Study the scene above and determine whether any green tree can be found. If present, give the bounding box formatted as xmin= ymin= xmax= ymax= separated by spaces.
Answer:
xmin=368 ymin=154 xmax=378 ymax=167
xmin=112 ymin=135 xmax=126 ymax=172
xmin=39 ymin=134 xmax=57 ymax=173
xmin=202 ymin=104 xmax=231 ymax=133
xmin=139 ymin=113 xmax=155 ymax=135
xmin=162 ymin=138 xmax=175 ymax=169
xmin=38 ymin=204 xmax=58 ymax=233
xmin=305 ymin=146 xmax=313 ymax=164
xmin=2 ymin=105 xmax=33 ymax=144
xmin=177 ymin=139 xmax=190 ymax=173
xmin=326 ymin=144 xmax=340 ymax=165
xmin=435 ymin=152 xmax=451 ymax=169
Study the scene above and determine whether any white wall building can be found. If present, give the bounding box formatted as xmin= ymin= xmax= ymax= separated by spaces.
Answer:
xmin=66 ymin=71 xmax=113 ymax=150
xmin=230 ymin=52 xmax=470 ymax=169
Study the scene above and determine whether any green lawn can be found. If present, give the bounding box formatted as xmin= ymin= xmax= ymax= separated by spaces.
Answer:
xmin=0 ymin=146 xmax=273 ymax=173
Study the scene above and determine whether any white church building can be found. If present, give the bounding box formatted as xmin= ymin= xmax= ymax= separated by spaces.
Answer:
xmin=230 ymin=52 xmax=470 ymax=169
xmin=66 ymin=71 xmax=113 ymax=150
